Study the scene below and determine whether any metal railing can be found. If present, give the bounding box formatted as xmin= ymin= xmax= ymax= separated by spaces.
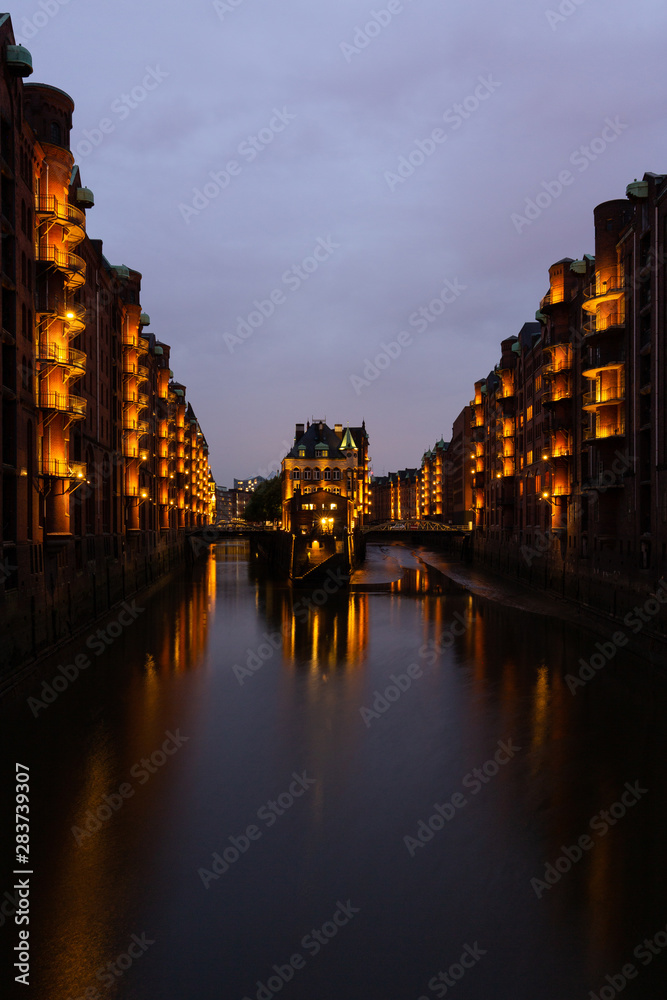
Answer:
xmin=39 ymin=391 xmax=86 ymax=417
xmin=36 ymin=343 xmax=86 ymax=372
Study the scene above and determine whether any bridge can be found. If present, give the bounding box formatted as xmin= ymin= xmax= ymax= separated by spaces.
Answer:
xmin=362 ymin=520 xmax=470 ymax=533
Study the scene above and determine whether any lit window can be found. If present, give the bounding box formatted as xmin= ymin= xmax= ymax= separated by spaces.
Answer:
xmin=527 ymin=450 xmax=533 ymax=465
xmin=527 ymin=405 xmax=533 ymax=422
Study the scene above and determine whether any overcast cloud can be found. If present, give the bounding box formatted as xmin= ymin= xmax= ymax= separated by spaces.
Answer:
xmin=17 ymin=0 xmax=667 ymax=482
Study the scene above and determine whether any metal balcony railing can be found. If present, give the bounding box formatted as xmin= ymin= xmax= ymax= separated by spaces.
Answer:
xmin=36 ymin=343 xmax=86 ymax=373
xmin=583 ymin=386 xmax=625 ymax=407
xmin=39 ymin=391 xmax=86 ymax=417
xmin=35 ymin=244 xmax=86 ymax=287
xmin=41 ymin=459 xmax=87 ymax=478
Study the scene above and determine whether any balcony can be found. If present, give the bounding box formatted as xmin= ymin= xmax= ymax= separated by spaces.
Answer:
xmin=542 ymin=385 xmax=572 ymax=406
xmin=582 ymin=349 xmax=625 ymax=379
xmin=123 ymin=417 xmax=150 ymax=434
xmin=583 ymin=421 xmax=626 ymax=442
xmin=551 ymin=483 xmax=571 ymax=497
xmin=582 ymin=385 xmax=625 ymax=409
xmin=36 ymin=343 xmax=86 ymax=375
xmin=41 ymin=459 xmax=87 ymax=479
xmin=582 ymin=275 xmax=625 ymax=314
xmin=35 ymin=244 xmax=86 ymax=288
xmin=582 ymin=311 xmax=625 ymax=339
xmin=35 ymin=195 xmax=86 ymax=244
xmin=542 ymin=355 xmax=573 ymax=375
xmin=546 ymin=440 xmax=573 ymax=459
xmin=39 ymin=391 xmax=86 ymax=418
xmin=138 ymin=364 xmax=149 ymax=379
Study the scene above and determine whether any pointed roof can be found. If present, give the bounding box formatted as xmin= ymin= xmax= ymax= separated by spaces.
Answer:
xmin=340 ymin=427 xmax=357 ymax=450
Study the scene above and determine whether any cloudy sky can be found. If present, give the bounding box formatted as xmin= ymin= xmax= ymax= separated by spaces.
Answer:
xmin=16 ymin=0 xmax=667 ymax=484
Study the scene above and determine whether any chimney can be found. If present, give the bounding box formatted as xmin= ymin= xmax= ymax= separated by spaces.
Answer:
xmin=295 ymin=423 xmax=305 ymax=443
xmin=334 ymin=423 xmax=343 ymax=436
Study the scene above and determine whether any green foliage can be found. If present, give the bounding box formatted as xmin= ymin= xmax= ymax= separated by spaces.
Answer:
xmin=242 ymin=475 xmax=282 ymax=522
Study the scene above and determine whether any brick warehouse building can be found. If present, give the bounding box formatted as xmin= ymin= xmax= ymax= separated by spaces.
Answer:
xmin=0 ymin=16 xmax=215 ymax=671
xmin=466 ymin=174 xmax=667 ymax=626
xmin=376 ymin=173 xmax=667 ymax=629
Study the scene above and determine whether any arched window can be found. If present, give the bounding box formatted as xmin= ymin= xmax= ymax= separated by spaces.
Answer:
xmin=303 ymin=468 xmax=311 ymax=480
xmin=324 ymin=468 xmax=331 ymax=480
xmin=332 ymin=469 xmax=341 ymax=480
xmin=292 ymin=469 xmax=300 ymax=480
xmin=313 ymin=469 xmax=320 ymax=481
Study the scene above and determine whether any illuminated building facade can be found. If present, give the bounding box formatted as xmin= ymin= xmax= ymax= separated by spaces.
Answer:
xmin=375 ymin=173 xmax=666 ymax=620
xmin=470 ymin=174 xmax=666 ymax=618
xmin=234 ymin=475 xmax=265 ymax=492
xmin=282 ymin=420 xmax=370 ymax=530
xmin=418 ymin=437 xmax=451 ymax=521
xmin=0 ymin=16 xmax=215 ymax=669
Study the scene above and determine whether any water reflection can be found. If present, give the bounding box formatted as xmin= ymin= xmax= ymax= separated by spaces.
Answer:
xmin=3 ymin=541 xmax=667 ymax=999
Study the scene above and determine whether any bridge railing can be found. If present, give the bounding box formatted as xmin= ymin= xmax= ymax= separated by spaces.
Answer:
xmin=362 ymin=521 xmax=470 ymax=532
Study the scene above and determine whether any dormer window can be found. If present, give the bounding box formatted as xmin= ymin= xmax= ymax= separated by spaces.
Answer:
xmin=298 ymin=448 xmax=306 ymax=458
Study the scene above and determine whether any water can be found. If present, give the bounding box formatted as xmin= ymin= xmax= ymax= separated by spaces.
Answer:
xmin=2 ymin=541 xmax=667 ymax=1000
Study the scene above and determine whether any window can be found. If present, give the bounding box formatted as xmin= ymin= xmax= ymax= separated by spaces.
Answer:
xmin=50 ymin=121 xmax=61 ymax=144
xmin=527 ymin=405 xmax=533 ymax=422
xmin=303 ymin=469 xmax=311 ymax=480
xmin=527 ymin=449 xmax=533 ymax=466
xmin=333 ymin=469 xmax=341 ymax=481
xmin=534 ymin=375 xmax=542 ymax=392
xmin=324 ymin=468 xmax=331 ymax=480
xmin=330 ymin=503 xmax=337 ymax=509
xmin=292 ymin=469 xmax=300 ymax=480
xmin=298 ymin=448 xmax=306 ymax=457
xmin=313 ymin=469 xmax=320 ymax=481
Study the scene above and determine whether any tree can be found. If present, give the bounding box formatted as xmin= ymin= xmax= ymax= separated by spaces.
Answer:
xmin=242 ymin=475 xmax=282 ymax=522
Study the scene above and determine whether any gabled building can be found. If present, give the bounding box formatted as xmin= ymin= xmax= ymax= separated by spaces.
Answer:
xmin=281 ymin=419 xmax=370 ymax=531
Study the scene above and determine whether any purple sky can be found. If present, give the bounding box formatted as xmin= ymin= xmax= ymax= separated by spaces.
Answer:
xmin=16 ymin=0 xmax=667 ymax=485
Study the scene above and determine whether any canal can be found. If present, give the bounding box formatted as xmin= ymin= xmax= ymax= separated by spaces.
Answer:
xmin=3 ymin=540 xmax=667 ymax=1000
